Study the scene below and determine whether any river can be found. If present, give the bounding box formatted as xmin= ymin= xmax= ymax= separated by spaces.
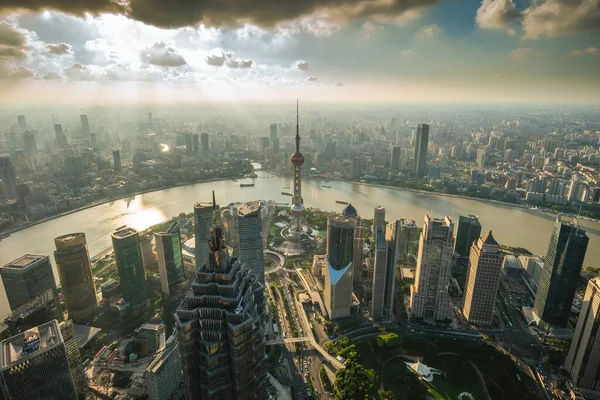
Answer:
xmin=2 ymin=168 xmax=600 ymax=318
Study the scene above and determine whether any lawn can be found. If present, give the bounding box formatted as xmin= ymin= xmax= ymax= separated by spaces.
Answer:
xmin=424 ymin=354 xmax=486 ymax=400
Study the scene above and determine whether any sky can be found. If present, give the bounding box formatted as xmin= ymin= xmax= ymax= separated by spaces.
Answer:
xmin=0 ymin=0 xmax=598 ymax=104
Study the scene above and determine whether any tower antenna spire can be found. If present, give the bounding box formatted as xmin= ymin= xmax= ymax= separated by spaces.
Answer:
xmin=295 ymin=100 xmax=300 ymax=152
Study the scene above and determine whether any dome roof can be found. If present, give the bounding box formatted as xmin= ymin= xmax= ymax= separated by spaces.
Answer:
xmin=290 ymin=152 xmax=305 ymax=164
xmin=342 ymin=203 xmax=358 ymax=218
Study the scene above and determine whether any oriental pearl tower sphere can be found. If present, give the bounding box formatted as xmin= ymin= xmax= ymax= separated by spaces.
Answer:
xmin=290 ymin=100 xmax=305 ymax=239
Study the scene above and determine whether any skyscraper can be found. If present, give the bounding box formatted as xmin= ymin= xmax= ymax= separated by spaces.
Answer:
xmin=155 ymin=221 xmax=184 ymax=296
xmin=59 ymin=319 xmax=88 ymax=395
xmin=185 ymin=134 xmax=193 ymax=154
xmin=16 ymin=115 xmax=26 ymax=133
xmin=324 ymin=215 xmax=354 ymax=319
xmin=462 ymin=231 xmax=504 ymax=326
xmin=194 ymin=201 xmax=214 ymax=270
xmin=175 ymin=196 xmax=268 ymax=400
xmin=455 ymin=215 xmax=482 ymax=257
xmin=111 ymin=226 xmax=149 ymax=309
xmin=0 ymin=254 xmax=57 ymax=312
xmin=192 ymin=133 xmax=199 ymax=154
xmin=145 ymin=334 xmax=183 ymax=400
xmin=390 ymin=145 xmax=401 ymax=171
xmin=238 ymin=200 xmax=265 ymax=285
xmin=53 ymin=233 xmax=97 ymax=321
xmin=341 ymin=204 xmax=363 ymax=286
xmin=0 ymin=320 xmax=78 ymax=400
xmin=533 ymin=216 xmax=589 ymax=327
xmin=372 ymin=206 xmax=385 ymax=236
xmin=4 ymin=288 xmax=63 ymax=334
xmin=22 ymin=131 xmax=37 ymax=155
xmin=413 ymin=124 xmax=429 ymax=178
xmin=0 ymin=155 xmax=18 ymax=199
xmin=371 ymin=226 xmax=396 ymax=320
xmin=113 ymin=150 xmax=121 ymax=171
xmin=410 ymin=215 xmax=454 ymax=321
xmin=269 ymin=123 xmax=278 ymax=141
xmin=55 ymin=124 xmax=68 ymax=148
xmin=290 ymin=101 xmax=305 ymax=239
xmin=80 ymin=114 xmax=90 ymax=136
xmin=564 ymin=278 xmax=600 ymax=394
xmin=200 ymin=132 xmax=209 ymax=153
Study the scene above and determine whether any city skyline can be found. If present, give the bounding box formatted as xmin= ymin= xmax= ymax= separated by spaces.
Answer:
xmin=0 ymin=1 xmax=598 ymax=104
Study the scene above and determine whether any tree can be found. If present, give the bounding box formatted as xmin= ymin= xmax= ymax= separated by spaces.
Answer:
xmin=334 ymin=361 xmax=378 ymax=400
xmin=376 ymin=333 xmax=402 ymax=348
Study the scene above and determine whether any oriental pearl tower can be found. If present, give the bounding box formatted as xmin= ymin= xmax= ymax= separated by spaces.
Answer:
xmin=289 ymin=100 xmax=305 ymax=240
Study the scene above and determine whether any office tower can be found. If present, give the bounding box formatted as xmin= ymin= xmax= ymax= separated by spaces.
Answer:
xmin=80 ymin=114 xmax=90 ymax=136
xmin=398 ymin=219 xmax=419 ymax=261
xmin=145 ymin=334 xmax=183 ymax=400
xmin=410 ymin=215 xmax=454 ymax=321
xmin=413 ymin=124 xmax=429 ymax=178
xmin=352 ymin=157 xmax=361 ymax=179
xmin=290 ymin=101 xmax=305 ymax=240
xmin=192 ymin=133 xmax=199 ymax=154
xmin=371 ymin=226 xmax=396 ymax=320
xmin=22 ymin=131 xmax=37 ymax=155
xmin=112 ymin=149 xmax=121 ymax=171
xmin=53 ymin=233 xmax=97 ymax=321
xmin=4 ymin=288 xmax=63 ymax=334
xmin=390 ymin=145 xmax=401 ymax=170
xmin=55 ymin=124 xmax=68 ymax=147
xmin=324 ymin=215 xmax=354 ymax=319
xmin=533 ymin=215 xmax=589 ymax=327
xmin=564 ymin=278 xmax=600 ymax=395
xmin=259 ymin=136 xmax=270 ymax=156
xmin=238 ymin=200 xmax=265 ymax=285
xmin=194 ymin=201 xmax=213 ymax=270
xmin=17 ymin=115 xmax=26 ymax=133
xmin=455 ymin=215 xmax=482 ymax=257
xmin=175 ymin=199 xmax=268 ymax=400
xmin=269 ymin=123 xmax=278 ymax=140
xmin=200 ymin=132 xmax=209 ymax=153
xmin=155 ymin=221 xmax=185 ymax=296
xmin=342 ymin=204 xmax=363 ymax=286
xmin=0 ymin=155 xmax=18 ymax=199
xmin=0 ymin=254 xmax=57 ymax=312
xmin=111 ymin=226 xmax=149 ymax=309
xmin=140 ymin=233 xmax=156 ymax=269
xmin=271 ymin=137 xmax=280 ymax=153
xmin=185 ymin=134 xmax=193 ymax=154
xmin=0 ymin=320 xmax=78 ymax=400
xmin=462 ymin=231 xmax=504 ymax=325
xmin=90 ymin=132 xmax=97 ymax=146
xmin=59 ymin=319 xmax=87 ymax=395
xmin=372 ymin=206 xmax=385 ymax=236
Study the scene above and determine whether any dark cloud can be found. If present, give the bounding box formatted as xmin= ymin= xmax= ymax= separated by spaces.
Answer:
xmin=0 ymin=0 xmax=438 ymax=29
xmin=522 ymin=0 xmax=600 ymax=39
xmin=139 ymin=42 xmax=187 ymax=67
xmin=0 ymin=46 xmax=27 ymax=59
xmin=10 ymin=66 xmax=35 ymax=78
xmin=45 ymin=42 xmax=72 ymax=55
xmin=205 ymin=50 xmax=253 ymax=68
xmin=0 ymin=22 xmax=28 ymax=47
xmin=334 ymin=81 xmax=344 ymax=86
xmin=295 ymin=60 xmax=310 ymax=70
xmin=305 ymin=76 xmax=317 ymax=81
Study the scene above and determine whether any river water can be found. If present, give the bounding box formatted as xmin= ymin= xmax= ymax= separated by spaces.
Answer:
xmin=2 ymin=168 xmax=599 ymax=318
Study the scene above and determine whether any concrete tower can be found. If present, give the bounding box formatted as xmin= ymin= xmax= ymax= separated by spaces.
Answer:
xmin=290 ymin=100 xmax=305 ymax=238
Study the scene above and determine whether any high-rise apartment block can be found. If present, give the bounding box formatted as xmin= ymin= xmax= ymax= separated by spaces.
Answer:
xmin=238 ymin=200 xmax=265 ymax=285
xmin=194 ymin=202 xmax=213 ymax=270
xmin=455 ymin=215 xmax=482 ymax=257
xmin=0 ymin=320 xmax=78 ymax=400
xmin=111 ymin=226 xmax=149 ymax=309
xmin=0 ymin=155 xmax=18 ymax=199
xmin=1 ymin=254 xmax=57 ymax=312
xmin=564 ymin=278 xmax=600 ymax=396
xmin=462 ymin=231 xmax=504 ymax=325
xmin=371 ymin=226 xmax=396 ymax=320
xmin=53 ymin=233 xmax=97 ymax=321
xmin=533 ymin=216 xmax=589 ymax=327
xmin=324 ymin=215 xmax=354 ymax=319
xmin=410 ymin=215 xmax=454 ymax=321
xmin=155 ymin=221 xmax=185 ymax=296
xmin=413 ymin=124 xmax=429 ymax=178
xmin=175 ymin=201 xmax=268 ymax=400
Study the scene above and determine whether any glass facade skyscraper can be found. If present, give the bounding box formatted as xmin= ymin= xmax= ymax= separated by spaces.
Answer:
xmin=111 ymin=226 xmax=149 ymax=309
xmin=533 ymin=216 xmax=589 ymax=327
xmin=324 ymin=215 xmax=355 ymax=319
xmin=194 ymin=202 xmax=213 ymax=270
xmin=413 ymin=124 xmax=429 ymax=178
xmin=238 ymin=200 xmax=265 ymax=285
xmin=155 ymin=221 xmax=185 ymax=296
xmin=0 ymin=254 xmax=57 ymax=312
xmin=455 ymin=215 xmax=481 ymax=257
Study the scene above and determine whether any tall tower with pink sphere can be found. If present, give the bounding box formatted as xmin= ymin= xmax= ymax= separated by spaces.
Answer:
xmin=290 ymin=100 xmax=305 ymax=239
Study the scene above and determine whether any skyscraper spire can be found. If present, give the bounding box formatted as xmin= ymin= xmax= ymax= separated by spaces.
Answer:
xmin=295 ymin=99 xmax=300 ymax=153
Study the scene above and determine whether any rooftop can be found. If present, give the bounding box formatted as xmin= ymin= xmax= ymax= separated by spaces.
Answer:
xmin=1 ymin=320 xmax=61 ymax=368
xmin=112 ymin=226 xmax=138 ymax=238
xmin=2 ymin=254 xmax=47 ymax=271
xmin=238 ymin=200 xmax=261 ymax=216
xmin=55 ymin=232 xmax=85 ymax=245
xmin=194 ymin=201 xmax=213 ymax=211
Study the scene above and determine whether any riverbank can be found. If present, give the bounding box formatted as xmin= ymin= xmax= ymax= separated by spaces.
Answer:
xmin=0 ymin=176 xmax=239 ymax=237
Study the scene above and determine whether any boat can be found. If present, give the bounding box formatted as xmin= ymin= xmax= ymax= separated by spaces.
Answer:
xmin=322 ymin=185 xmax=332 ymax=188
xmin=282 ymin=192 xmax=293 ymax=196
xmin=282 ymin=186 xmax=290 ymax=189
xmin=336 ymin=200 xmax=349 ymax=205
xmin=240 ymin=183 xmax=255 ymax=188
xmin=417 ymin=192 xmax=426 ymax=197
